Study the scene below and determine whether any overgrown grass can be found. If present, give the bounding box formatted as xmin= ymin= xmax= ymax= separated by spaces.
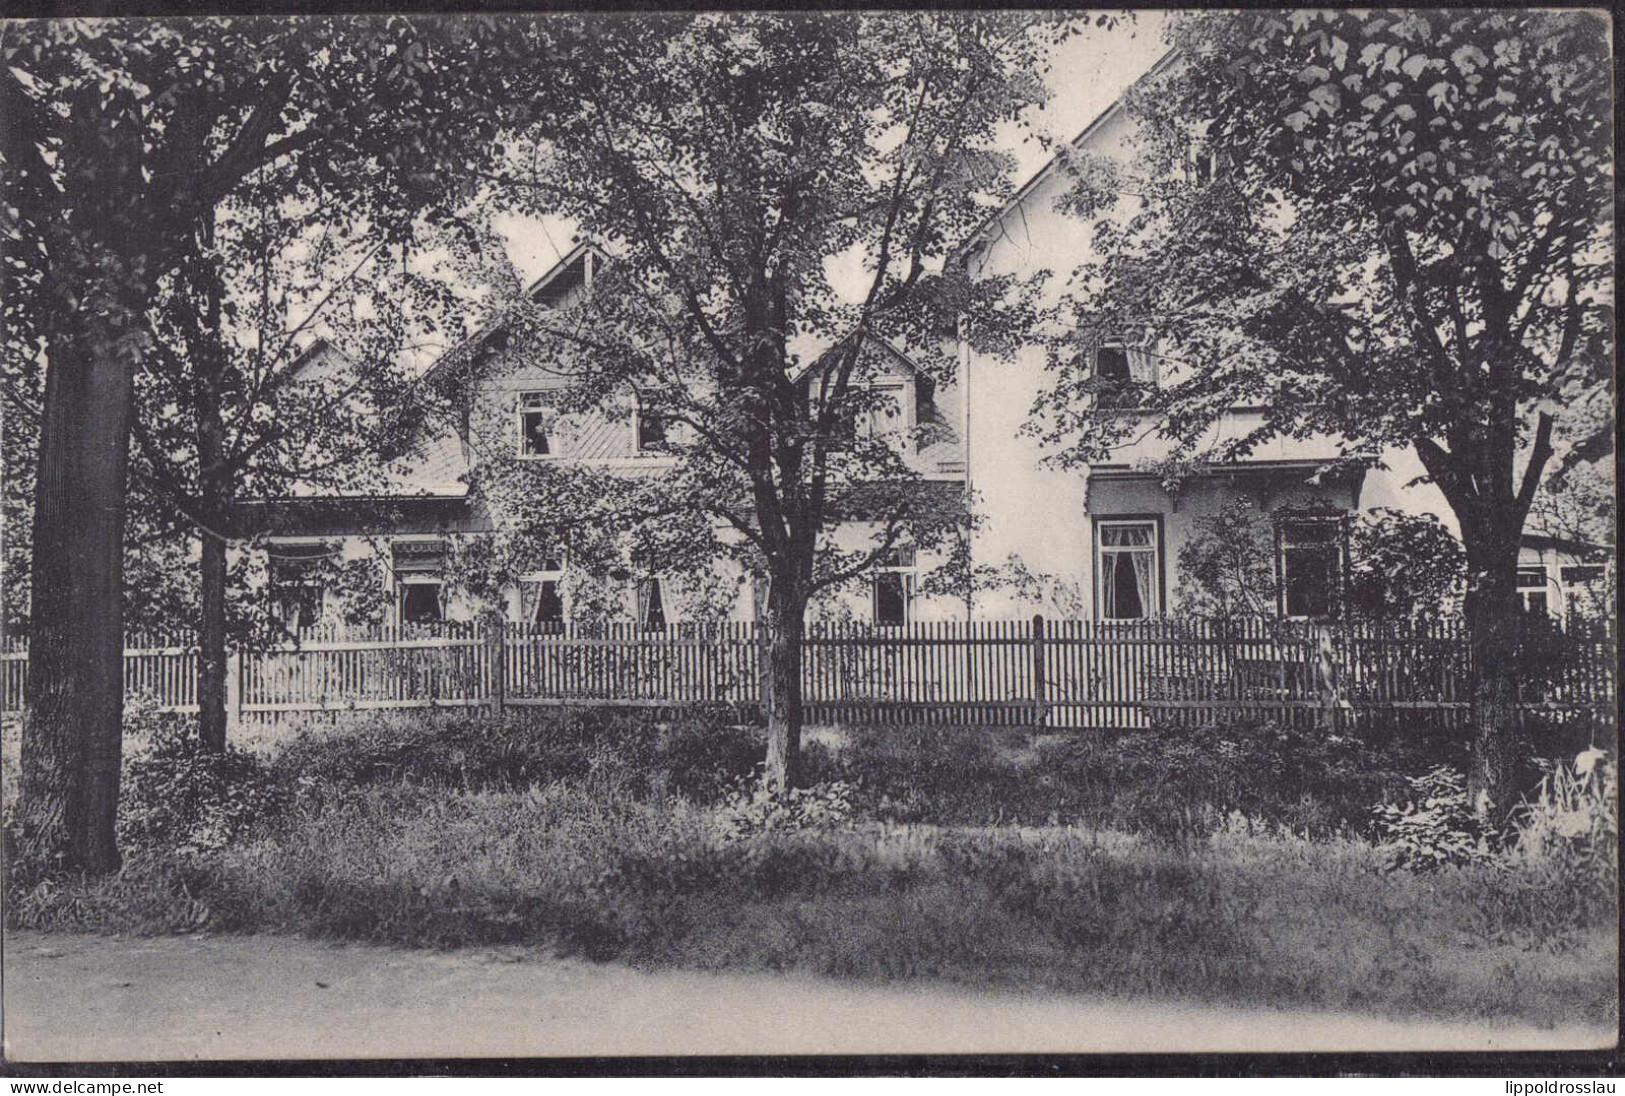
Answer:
xmin=803 ymin=720 xmax=1456 ymax=840
xmin=3 ymin=708 xmax=1616 ymax=1029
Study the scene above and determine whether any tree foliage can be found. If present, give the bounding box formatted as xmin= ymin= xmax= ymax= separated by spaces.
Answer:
xmin=445 ymin=12 xmax=1087 ymax=786
xmin=1 ymin=15 xmax=543 ymax=871
xmin=1034 ymin=9 xmax=1612 ymax=815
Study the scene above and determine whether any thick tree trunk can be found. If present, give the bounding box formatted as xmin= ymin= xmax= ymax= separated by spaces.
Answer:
xmin=18 ymin=293 xmax=137 ymax=876
xmin=762 ymin=578 xmax=807 ymax=792
xmin=1461 ymin=520 xmax=1527 ymax=826
xmin=196 ymin=531 xmax=228 ymax=752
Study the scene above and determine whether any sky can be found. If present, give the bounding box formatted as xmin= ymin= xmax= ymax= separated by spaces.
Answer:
xmin=491 ymin=13 xmax=1173 ymax=294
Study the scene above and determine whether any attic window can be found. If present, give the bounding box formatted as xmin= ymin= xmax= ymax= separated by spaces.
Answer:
xmin=637 ymin=410 xmax=668 ymax=452
xmin=1097 ymin=344 xmax=1131 ymax=384
xmin=518 ymin=391 xmax=562 ymax=457
xmin=1093 ymin=341 xmax=1140 ymax=409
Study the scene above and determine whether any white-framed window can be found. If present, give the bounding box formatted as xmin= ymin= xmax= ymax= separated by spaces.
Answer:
xmin=268 ymin=541 xmax=331 ymax=631
xmin=517 ymin=391 xmax=562 ymax=458
xmin=1517 ymin=566 xmax=1551 ymax=616
xmin=864 ymin=381 xmax=912 ymax=452
xmin=1093 ymin=337 xmax=1155 ymax=409
xmin=637 ymin=577 xmax=668 ymax=631
xmin=519 ymin=556 xmax=566 ymax=629
xmin=1095 ymin=519 xmax=1160 ymax=620
xmin=1277 ymin=518 xmax=1345 ymax=619
xmin=873 ymin=546 xmax=916 ymax=627
xmin=392 ymin=539 xmax=447 ymax=625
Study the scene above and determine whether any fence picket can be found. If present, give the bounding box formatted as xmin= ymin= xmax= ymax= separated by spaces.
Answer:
xmin=0 ymin=616 xmax=1614 ymax=734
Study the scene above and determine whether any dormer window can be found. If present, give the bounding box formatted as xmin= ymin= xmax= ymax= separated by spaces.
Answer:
xmin=518 ymin=391 xmax=562 ymax=458
xmin=865 ymin=381 xmax=912 ymax=452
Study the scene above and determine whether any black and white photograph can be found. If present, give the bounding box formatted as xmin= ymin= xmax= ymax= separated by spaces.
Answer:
xmin=0 ymin=7 xmax=1616 ymax=1073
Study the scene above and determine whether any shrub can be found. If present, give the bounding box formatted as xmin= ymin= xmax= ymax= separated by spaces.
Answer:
xmin=119 ymin=718 xmax=290 ymax=857
xmin=1507 ymin=747 xmax=1618 ymax=895
xmin=272 ymin=706 xmax=760 ymax=806
xmin=651 ymin=710 xmax=764 ymax=803
xmin=1370 ymin=766 xmax=1490 ymax=871
xmin=711 ymin=774 xmax=856 ymax=841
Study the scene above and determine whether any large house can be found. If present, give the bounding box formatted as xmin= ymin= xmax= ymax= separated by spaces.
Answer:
xmin=241 ymin=58 xmax=1610 ymax=632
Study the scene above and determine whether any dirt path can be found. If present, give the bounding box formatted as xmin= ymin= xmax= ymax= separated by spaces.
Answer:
xmin=3 ymin=930 xmax=1611 ymax=1061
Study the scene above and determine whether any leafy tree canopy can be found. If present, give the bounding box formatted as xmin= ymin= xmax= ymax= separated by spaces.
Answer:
xmin=1035 ymin=9 xmax=1612 ymax=560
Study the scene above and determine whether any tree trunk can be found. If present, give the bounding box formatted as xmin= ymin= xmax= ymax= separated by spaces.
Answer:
xmin=196 ymin=531 xmax=228 ymax=752
xmin=762 ymin=577 xmax=807 ymax=792
xmin=1461 ymin=521 xmax=1527 ymax=826
xmin=193 ymin=248 xmax=230 ymax=753
xmin=18 ymin=289 xmax=137 ymax=877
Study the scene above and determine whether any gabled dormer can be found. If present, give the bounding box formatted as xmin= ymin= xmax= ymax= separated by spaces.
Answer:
xmin=794 ymin=334 xmax=964 ymax=481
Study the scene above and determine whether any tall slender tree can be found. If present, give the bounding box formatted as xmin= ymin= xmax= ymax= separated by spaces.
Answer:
xmin=465 ymin=12 xmax=1079 ymax=788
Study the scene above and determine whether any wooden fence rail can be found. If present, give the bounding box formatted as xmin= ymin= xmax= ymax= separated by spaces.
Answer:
xmin=1 ymin=616 xmax=1615 ymax=733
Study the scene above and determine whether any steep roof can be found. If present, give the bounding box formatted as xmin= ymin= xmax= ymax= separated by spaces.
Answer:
xmin=952 ymin=46 xmax=1180 ymax=266
xmin=418 ymin=241 xmax=602 ymax=387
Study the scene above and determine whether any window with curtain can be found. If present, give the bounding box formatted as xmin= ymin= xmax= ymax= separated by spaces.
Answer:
xmin=1096 ymin=521 xmax=1159 ymax=620
xmin=392 ymin=540 xmax=447 ymax=625
xmin=520 ymin=557 xmax=566 ymax=630
xmin=1094 ymin=339 xmax=1156 ymax=409
xmin=873 ymin=546 xmax=916 ymax=627
xmin=638 ymin=577 xmax=667 ymax=631
xmin=268 ymin=542 xmax=331 ymax=631
xmin=517 ymin=391 xmax=562 ymax=457
xmin=1277 ymin=520 xmax=1344 ymax=619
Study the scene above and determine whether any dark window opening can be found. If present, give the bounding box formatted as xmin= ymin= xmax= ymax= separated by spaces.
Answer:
xmin=637 ymin=411 xmax=668 ymax=451
xmin=1094 ymin=344 xmax=1137 ymax=409
xmin=873 ymin=546 xmax=915 ymax=627
xmin=400 ymin=582 xmax=444 ymax=625
xmin=1279 ymin=520 xmax=1343 ymax=619
xmin=534 ymin=581 xmax=564 ymax=626
xmin=874 ymin=572 xmax=908 ymax=626
xmin=393 ymin=540 xmax=447 ymax=626
xmin=1561 ymin=565 xmax=1605 ymax=585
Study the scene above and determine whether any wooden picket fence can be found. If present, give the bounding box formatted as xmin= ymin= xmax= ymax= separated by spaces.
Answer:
xmin=1 ymin=616 xmax=1615 ymax=734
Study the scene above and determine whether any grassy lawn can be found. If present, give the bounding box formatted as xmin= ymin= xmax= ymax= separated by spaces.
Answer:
xmin=3 ymin=709 xmax=1617 ymax=1030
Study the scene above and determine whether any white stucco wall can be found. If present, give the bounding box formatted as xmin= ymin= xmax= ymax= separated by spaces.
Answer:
xmin=955 ymin=90 xmax=1469 ymax=621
